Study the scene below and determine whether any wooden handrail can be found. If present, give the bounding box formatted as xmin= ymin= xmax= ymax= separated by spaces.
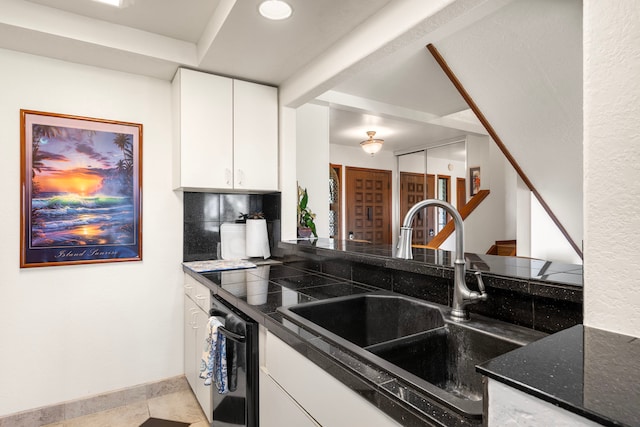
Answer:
xmin=417 ymin=189 xmax=490 ymax=249
xmin=426 ymin=44 xmax=583 ymax=259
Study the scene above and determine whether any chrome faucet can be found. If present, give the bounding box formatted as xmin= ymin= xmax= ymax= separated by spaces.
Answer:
xmin=395 ymin=199 xmax=487 ymax=321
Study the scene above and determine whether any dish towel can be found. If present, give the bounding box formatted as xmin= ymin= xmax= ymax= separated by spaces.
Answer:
xmin=199 ymin=316 xmax=229 ymax=394
xmin=213 ymin=329 xmax=228 ymax=394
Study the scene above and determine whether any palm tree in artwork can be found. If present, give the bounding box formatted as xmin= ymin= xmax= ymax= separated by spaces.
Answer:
xmin=31 ymin=139 xmax=45 ymax=178
xmin=113 ymin=133 xmax=129 ymax=152
xmin=113 ymin=133 xmax=134 ymax=194
xmin=31 ymin=125 xmax=66 ymax=194
xmin=31 ymin=125 xmax=61 ymax=176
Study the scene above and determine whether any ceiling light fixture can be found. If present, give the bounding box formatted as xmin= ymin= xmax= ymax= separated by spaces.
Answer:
xmin=360 ymin=131 xmax=384 ymax=156
xmin=259 ymin=0 xmax=293 ymax=20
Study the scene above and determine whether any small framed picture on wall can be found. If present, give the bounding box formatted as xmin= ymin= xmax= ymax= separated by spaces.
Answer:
xmin=470 ymin=166 xmax=481 ymax=196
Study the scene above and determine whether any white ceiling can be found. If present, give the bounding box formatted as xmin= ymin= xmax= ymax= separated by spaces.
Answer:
xmin=20 ymin=0 xmax=223 ymax=43
xmin=1 ymin=0 xmax=491 ymax=152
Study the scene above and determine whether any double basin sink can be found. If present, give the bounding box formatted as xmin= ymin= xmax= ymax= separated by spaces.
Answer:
xmin=278 ymin=292 xmax=545 ymax=419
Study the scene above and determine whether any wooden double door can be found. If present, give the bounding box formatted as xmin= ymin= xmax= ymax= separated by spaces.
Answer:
xmin=345 ymin=167 xmax=392 ymax=244
xmin=344 ymin=168 xmax=466 ymax=246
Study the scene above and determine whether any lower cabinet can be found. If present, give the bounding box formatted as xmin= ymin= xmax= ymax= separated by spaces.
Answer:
xmin=259 ymin=368 xmax=320 ymax=427
xmin=260 ymin=328 xmax=401 ymax=427
xmin=184 ymin=276 xmax=212 ymax=423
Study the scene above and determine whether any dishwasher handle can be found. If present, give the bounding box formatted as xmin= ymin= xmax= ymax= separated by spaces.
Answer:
xmin=209 ymin=308 xmax=246 ymax=343
xmin=218 ymin=326 xmax=246 ymax=343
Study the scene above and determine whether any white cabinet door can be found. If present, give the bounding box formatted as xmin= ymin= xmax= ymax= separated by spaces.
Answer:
xmin=259 ymin=368 xmax=320 ymax=427
xmin=184 ymin=275 xmax=213 ymax=422
xmin=193 ymin=309 xmax=212 ymax=422
xmin=233 ymin=79 xmax=278 ymax=191
xmin=173 ymin=68 xmax=233 ymax=190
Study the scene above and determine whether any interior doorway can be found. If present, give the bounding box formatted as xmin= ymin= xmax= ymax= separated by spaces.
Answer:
xmin=437 ymin=175 xmax=451 ymax=233
xmin=345 ymin=167 xmax=392 ymax=244
xmin=329 ymin=164 xmax=342 ymax=238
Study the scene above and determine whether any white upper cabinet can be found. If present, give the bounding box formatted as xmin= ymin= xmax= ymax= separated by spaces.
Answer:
xmin=233 ymin=79 xmax=278 ymax=191
xmin=172 ymin=68 xmax=278 ymax=192
xmin=173 ymin=68 xmax=233 ymax=190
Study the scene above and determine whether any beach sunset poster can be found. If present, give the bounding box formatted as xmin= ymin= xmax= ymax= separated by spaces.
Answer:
xmin=20 ymin=110 xmax=142 ymax=267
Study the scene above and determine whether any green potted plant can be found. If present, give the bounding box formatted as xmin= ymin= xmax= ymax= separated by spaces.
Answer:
xmin=297 ymin=185 xmax=317 ymax=238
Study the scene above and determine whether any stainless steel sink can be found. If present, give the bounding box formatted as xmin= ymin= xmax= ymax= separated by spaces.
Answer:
xmin=277 ymin=292 xmax=546 ymax=419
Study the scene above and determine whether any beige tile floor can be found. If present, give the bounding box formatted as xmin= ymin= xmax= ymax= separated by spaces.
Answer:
xmin=43 ymin=389 xmax=208 ymax=427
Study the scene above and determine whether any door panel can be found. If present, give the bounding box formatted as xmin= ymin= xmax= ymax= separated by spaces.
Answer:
xmin=346 ymin=167 xmax=391 ymax=244
xmin=400 ymin=172 xmax=427 ymax=245
xmin=426 ymin=174 xmax=436 ymax=243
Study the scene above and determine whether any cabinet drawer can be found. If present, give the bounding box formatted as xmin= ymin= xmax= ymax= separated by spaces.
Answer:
xmin=184 ymin=274 xmax=211 ymax=312
xmin=259 ymin=368 xmax=319 ymax=427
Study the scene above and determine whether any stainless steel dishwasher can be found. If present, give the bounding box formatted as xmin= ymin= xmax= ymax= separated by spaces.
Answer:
xmin=209 ymin=294 xmax=259 ymax=427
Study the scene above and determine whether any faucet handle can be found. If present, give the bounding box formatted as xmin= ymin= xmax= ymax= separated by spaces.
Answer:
xmin=474 ymin=271 xmax=488 ymax=301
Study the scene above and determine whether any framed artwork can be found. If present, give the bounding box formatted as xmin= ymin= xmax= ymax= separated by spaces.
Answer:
xmin=470 ymin=166 xmax=481 ymax=197
xmin=20 ymin=110 xmax=143 ymax=267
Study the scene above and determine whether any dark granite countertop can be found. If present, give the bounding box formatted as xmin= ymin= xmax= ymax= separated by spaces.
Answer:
xmin=478 ymin=324 xmax=640 ymax=426
xmin=183 ymin=253 xmax=630 ymax=427
xmin=281 ymin=239 xmax=583 ymax=287
xmin=279 ymin=239 xmax=583 ymax=335
xmin=185 ymin=263 xmax=488 ymax=426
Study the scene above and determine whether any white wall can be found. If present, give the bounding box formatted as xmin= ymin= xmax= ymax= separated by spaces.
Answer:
xmin=296 ymin=104 xmax=330 ymax=238
xmin=279 ymin=106 xmax=298 ymax=241
xmin=444 ymin=139 xmax=516 ymax=254
xmin=584 ymin=0 xmax=640 ymax=337
xmin=437 ymin=0 xmax=584 ymax=254
xmin=466 ymin=135 xmax=490 ymax=195
xmin=0 ymin=49 xmax=183 ymax=416
xmin=516 ymin=176 xmax=532 ymax=258
xmin=531 ymin=194 xmax=582 ymax=264
xmin=426 ymin=156 xmax=465 ymax=206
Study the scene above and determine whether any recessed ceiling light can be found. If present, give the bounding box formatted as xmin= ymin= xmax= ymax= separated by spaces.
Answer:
xmin=91 ymin=0 xmax=134 ymax=8
xmin=93 ymin=0 xmax=120 ymax=6
xmin=259 ymin=0 xmax=292 ymax=20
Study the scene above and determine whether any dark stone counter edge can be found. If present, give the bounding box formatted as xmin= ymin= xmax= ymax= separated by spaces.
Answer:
xmin=279 ymin=241 xmax=583 ymax=302
xmin=184 ymin=266 xmax=480 ymax=427
xmin=477 ymin=324 xmax=634 ymax=427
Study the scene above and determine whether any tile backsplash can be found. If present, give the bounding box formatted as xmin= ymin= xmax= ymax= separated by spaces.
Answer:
xmin=183 ymin=191 xmax=281 ymax=261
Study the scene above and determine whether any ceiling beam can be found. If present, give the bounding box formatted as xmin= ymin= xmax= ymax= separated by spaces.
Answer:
xmin=317 ymin=90 xmax=487 ymax=135
xmin=196 ymin=0 xmax=236 ymax=64
xmin=0 ymin=0 xmax=197 ymax=78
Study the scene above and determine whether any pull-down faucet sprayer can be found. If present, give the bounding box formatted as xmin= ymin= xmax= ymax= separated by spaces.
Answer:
xmin=395 ymin=199 xmax=487 ymax=321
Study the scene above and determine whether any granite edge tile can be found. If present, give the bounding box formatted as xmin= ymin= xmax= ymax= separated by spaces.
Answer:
xmin=528 ymin=281 xmax=583 ymax=303
xmin=377 ymin=380 xmax=478 ymax=427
